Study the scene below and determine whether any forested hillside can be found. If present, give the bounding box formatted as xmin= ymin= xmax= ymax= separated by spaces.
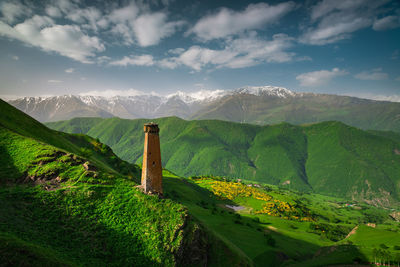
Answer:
xmin=48 ymin=117 xmax=400 ymax=206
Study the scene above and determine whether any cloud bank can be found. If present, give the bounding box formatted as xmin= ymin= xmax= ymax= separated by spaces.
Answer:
xmin=296 ymin=68 xmax=348 ymax=87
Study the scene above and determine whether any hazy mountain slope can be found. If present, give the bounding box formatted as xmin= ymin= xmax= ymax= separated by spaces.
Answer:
xmin=9 ymin=86 xmax=400 ymax=133
xmin=8 ymin=96 xmax=114 ymax=122
xmin=0 ymin=100 xmax=248 ymax=266
xmin=47 ymin=117 xmax=400 ymax=205
xmin=191 ymin=93 xmax=400 ymax=132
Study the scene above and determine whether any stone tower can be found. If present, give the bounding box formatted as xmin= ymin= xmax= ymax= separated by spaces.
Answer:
xmin=141 ymin=123 xmax=163 ymax=195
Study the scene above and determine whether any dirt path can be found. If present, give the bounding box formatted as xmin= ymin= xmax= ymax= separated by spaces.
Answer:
xmin=345 ymin=225 xmax=358 ymax=239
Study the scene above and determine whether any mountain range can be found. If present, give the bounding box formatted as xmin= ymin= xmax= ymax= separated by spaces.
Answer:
xmin=9 ymin=86 xmax=400 ymax=132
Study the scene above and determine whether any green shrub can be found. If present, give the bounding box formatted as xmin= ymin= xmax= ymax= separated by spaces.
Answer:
xmin=380 ymin=243 xmax=389 ymax=249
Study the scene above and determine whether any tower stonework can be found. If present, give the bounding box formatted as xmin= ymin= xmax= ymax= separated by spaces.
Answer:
xmin=141 ymin=123 xmax=163 ymax=195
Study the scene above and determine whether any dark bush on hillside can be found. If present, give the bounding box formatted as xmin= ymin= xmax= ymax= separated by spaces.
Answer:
xmin=234 ymin=220 xmax=242 ymax=225
xmin=393 ymin=245 xmax=400 ymax=250
xmin=352 ymin=256 xmax=363 ymax=264
xmin=197 ymin=200 xmax=208 ymax=209
xmin=380 ymin=243 xmax=389 ymax=249
xmin=252 ymin=217 xmax=260 ymax=223
xmin=211 ymin=207 xmax=217 ymax=214
xmin=264 ymin=234 xmax=276 ymax=247
xmin=361 ymin=209 xmax=386 ymax=224
xmin=80 ymin=148 xmax=92 ymax=158
xmin=307 ymin=223 xmax=351 ymax=242
xmin=262 ymin=185 xmax=272 ymax=192
xmin=330 ymin=218 xmax=342 ymax=223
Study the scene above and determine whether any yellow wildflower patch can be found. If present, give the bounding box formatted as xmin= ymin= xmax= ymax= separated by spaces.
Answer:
xmin=194 ymin=178 xmax=313 ymax=221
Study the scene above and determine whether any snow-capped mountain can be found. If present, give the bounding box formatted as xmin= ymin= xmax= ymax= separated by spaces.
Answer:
xmin=6 ymin=86 xmax=400 ymax=133
xmin=233 ymin=86 xmax=296 ymax=98
xmin=7 ymin=86 xmax=294 ymax=122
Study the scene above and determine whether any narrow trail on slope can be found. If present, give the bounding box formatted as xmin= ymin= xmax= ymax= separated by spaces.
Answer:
xmin=345 ymin=225 xmax=359 ymax=239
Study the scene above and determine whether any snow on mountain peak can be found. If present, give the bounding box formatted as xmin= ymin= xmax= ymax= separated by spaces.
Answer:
xmin=167 ymin=89 xmax=228 ymax=103
xmin=8 ymin=85 xmax=296 ymax=109
xmin=234 ymin=86 xmax=295 ymax=98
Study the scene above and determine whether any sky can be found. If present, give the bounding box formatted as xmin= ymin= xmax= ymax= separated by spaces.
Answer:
xmin=0 ymin=0 xmax=399 ymax=101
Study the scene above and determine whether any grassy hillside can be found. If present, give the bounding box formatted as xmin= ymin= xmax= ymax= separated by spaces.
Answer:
xmin=164 ymin=174 xmax=400 ymax=266
xmin=47 ymin=116 xmax=400 ymax=206
xmin=2 ymin=99 xmax=400 ymax=266
xmin=0 ymin=99 xmax=248 ymax=266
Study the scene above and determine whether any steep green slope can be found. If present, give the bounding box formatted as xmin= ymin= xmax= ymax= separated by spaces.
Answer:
xmin=47 ymin=117 xmax=400 ymax=206
xmin=304 ymin=122 xmax=400 ymax=206
xmin=191 ymin=93 xmax=400 ymax=132
xmin=0 ymin=100 xmax=248 ymax=266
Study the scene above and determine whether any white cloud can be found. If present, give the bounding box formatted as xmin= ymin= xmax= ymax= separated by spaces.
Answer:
xmin=158 ymin=58 xmax=180 ymax=69
xmin=189 ymin=2 xmax=295 ymax=41
xmin=301 ymin=0 xmax=390 ymax=45
xmin=168 ymin=47 xmax=185 ymax=55
xmin=45 ymin=6 xmax=62 ymax=18
xmin=0 ymin=1 xmax=32 ymax=24
xmin=12 ymin=55 xmax=19 ymax=60
xmin=310 ymin=0 xmax=366 ymax=21
xmin=108 ymin=4 xmax=139 ymax=23
xmin=66 ymin=6 xmax=102 ymax=31
xmin=109 ymin=54 xmax=155 ymax=66
xmin=133 ymin=12 xmax=184 ymax=46
xmin=354 ymin=68 xmax=388 ymax=80
xmin=48 ymin=79 xmax=63 ymax=83
xmin=301 ymin=15 xmax=371 ymax=45
xmin=107 ymin=3 xmax=183 ymax=47
xmin=296 ymin=68 xmax=348 ymax=87
xmin=65 ymin=68 xmax=75 ymax=73
xmin=396 ymin=76 xmax=400 ymax=81
xmin=373 ymin=15 xmax=400 ymax=31
xmin=52 ymin=0 xmax=78 ymax=14
xmin=0 ymin=15 xmax=105 ymax=63
xmin=105 ymin=34 xmax=295 ymax=71
xmin=161 ymin=34 xmax=294 ymax=71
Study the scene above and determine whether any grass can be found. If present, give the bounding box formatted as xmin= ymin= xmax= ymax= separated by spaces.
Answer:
xmin=0 ymin=99 xmax=251 ymax=266
xmin=162 ymin=174 xmax=400 ymax=266
xmin=0 ymin=125 xmax=190 ymax=266
xmin=2 ymin=99 xmax=399 ymax=266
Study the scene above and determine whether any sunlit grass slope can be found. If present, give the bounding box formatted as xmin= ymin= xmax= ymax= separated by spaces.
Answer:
xmin=0 ymin=99 xmax=248 ymax=266
xmin=163 ymin=174 xmax=400 ymax=266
